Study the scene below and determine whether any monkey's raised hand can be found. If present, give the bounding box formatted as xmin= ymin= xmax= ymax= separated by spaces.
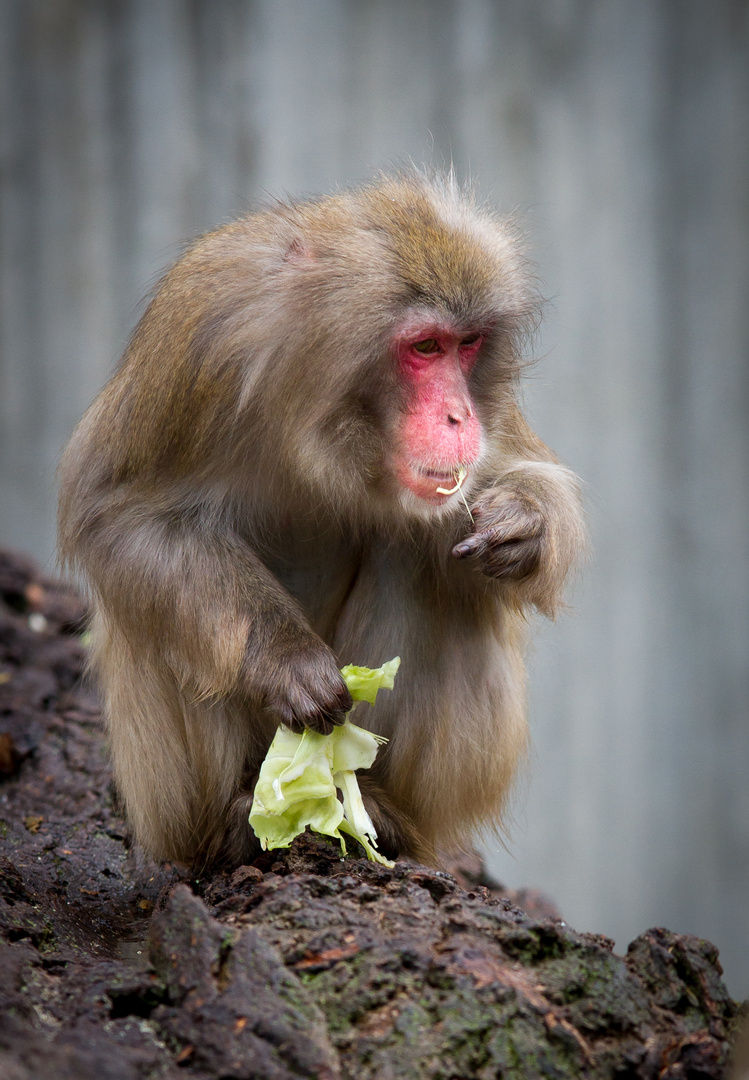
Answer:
xmin=452 ymin=487 xmax=544 ymax=582
xmin=250 ymin=633 xmax=353 ymax=735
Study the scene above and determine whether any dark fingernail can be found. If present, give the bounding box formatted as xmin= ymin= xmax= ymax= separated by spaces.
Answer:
xmin=453 ymin=542 xmax=472 ymax=558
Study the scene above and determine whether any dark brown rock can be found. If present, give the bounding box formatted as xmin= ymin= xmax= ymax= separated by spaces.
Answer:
xmin=0 ymin=549 xmax=741 ymax=1079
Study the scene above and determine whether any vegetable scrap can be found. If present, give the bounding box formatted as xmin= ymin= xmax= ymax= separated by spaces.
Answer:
xmin=249 ymin=657 xmax=400 ymax=866
xmin=436 ymin=465 xmax=474 ymax=521
xmin=435 ymin=465 xmax=467 ymax=495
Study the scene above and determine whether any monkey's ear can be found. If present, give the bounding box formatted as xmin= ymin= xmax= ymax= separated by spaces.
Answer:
xmin=283 ymin=237 xmax=317 ymax=265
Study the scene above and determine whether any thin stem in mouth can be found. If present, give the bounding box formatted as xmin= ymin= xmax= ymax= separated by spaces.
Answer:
xmin=436 ymin=465 xmax=467 ymax=495
xmin=436 ymin=465 xmax=474 ymax=523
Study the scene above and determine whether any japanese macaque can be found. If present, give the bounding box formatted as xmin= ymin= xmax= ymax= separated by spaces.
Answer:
xmin=58 ymin=173 xmax=584 ymax=869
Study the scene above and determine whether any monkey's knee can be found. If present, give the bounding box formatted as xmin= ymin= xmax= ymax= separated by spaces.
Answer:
xmin=187 ymin=786 xmax=261 ymax=873
xmin=358 ymin=776 xmax=435 ymax=866
xmin=223 ymin=789 xmax=263 ymax=869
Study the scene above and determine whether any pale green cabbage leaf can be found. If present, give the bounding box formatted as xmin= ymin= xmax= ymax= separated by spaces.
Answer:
xmin=249 ymin=657 xmax=400 ymax=866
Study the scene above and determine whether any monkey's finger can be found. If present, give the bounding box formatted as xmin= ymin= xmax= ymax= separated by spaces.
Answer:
xmin=453 ymin=514 xmax=544 ymax=559
xmin=276 ymin=675 xmax=352 ymax=734
xmin=311 ymin=678 xmax=353 ymax=726
xmin=302 ymin=699 xmax=351 ymax=733
xmin=452 ymin=523 xmax=518 ymax=559
xmin=481 ymin=538 xmax=542 ymax=581
xmin=287 ymin=712 xmax=335 ymax=736
xmin=452 ymin=534 xmax=486 ymax=559
xmin=293 ymin=700 xmax=350 ymax=735
xmin=282 ymin=698 xmax=337 ymax=735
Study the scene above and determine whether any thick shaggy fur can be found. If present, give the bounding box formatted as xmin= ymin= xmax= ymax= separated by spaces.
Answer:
xmin=59 ymin=173 xmax=585 ymax=868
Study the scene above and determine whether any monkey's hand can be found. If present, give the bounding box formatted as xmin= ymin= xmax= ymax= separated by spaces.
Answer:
xmin=251 ymin=633 xmax=353 ymax=736
xmin=452 ymin=487 xmax=544 ymax=582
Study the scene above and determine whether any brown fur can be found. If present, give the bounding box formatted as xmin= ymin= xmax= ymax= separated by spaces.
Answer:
xmin=58 ymin=172 xmax=585 ymax=869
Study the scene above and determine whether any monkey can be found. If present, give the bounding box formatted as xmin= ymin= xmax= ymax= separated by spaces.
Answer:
xmin=58 ymin=172 xmax=585 ymax=870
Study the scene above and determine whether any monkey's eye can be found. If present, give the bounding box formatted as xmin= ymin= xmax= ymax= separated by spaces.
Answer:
xmin=461 ymin=333 xmax=481 ymax=347
xmin=412 ymin=338 xmax=440 ymax=354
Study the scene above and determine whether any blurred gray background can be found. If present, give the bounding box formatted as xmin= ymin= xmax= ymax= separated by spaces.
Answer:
xmin=1 ymin=1 xmax=747 ymax=995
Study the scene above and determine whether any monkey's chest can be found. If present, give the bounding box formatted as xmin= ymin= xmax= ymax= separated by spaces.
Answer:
xmin=260 ymin=532 xmax=362 ymax=643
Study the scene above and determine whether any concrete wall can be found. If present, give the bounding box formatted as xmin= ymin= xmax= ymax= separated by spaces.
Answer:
xmin=2 ymin=0 xmax=747 ymax=994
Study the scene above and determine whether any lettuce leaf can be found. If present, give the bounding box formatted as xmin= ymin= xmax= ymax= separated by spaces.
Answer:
xmin=340 ymin=656 xmax=401 ymax=704
xmin=249 ymin=657 xmax=400 ymax=866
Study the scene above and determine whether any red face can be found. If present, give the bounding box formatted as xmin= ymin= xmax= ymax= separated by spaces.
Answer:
xmin=392 ymin=315 xmax=483 ymax=505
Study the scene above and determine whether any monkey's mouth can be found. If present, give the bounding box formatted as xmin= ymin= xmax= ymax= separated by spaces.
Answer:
xmin=421 ymin=467 xmax=459 ymax=485
xmin=399 ymin=463 xmax=469 ymax=504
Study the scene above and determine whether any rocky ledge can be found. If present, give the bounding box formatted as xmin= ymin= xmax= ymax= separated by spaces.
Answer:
xmin=0 ymin=549 xmax=741 ymax=1079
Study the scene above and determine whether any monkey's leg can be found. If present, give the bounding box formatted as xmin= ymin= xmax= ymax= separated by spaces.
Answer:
xmin=357 ymin=775 xmax=435 ymax=865
xmin=96 ymin=615 xmax=257 ymax=866
xmin=217 ymin=776 xmax=263 ymax=870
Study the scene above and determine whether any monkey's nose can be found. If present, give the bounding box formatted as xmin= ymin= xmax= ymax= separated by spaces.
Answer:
xmin=446 ymin=404 xmax=472 ymax=427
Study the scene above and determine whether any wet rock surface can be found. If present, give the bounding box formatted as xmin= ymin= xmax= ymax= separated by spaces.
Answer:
xmin=0 ymin=549 xmax=740 ymax=1079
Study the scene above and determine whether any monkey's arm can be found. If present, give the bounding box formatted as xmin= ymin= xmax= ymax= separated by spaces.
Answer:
xmin=453 ymin=405 xmax=585 ymax=617
xmin=62 ymin=489 xmax=351 ymax=732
